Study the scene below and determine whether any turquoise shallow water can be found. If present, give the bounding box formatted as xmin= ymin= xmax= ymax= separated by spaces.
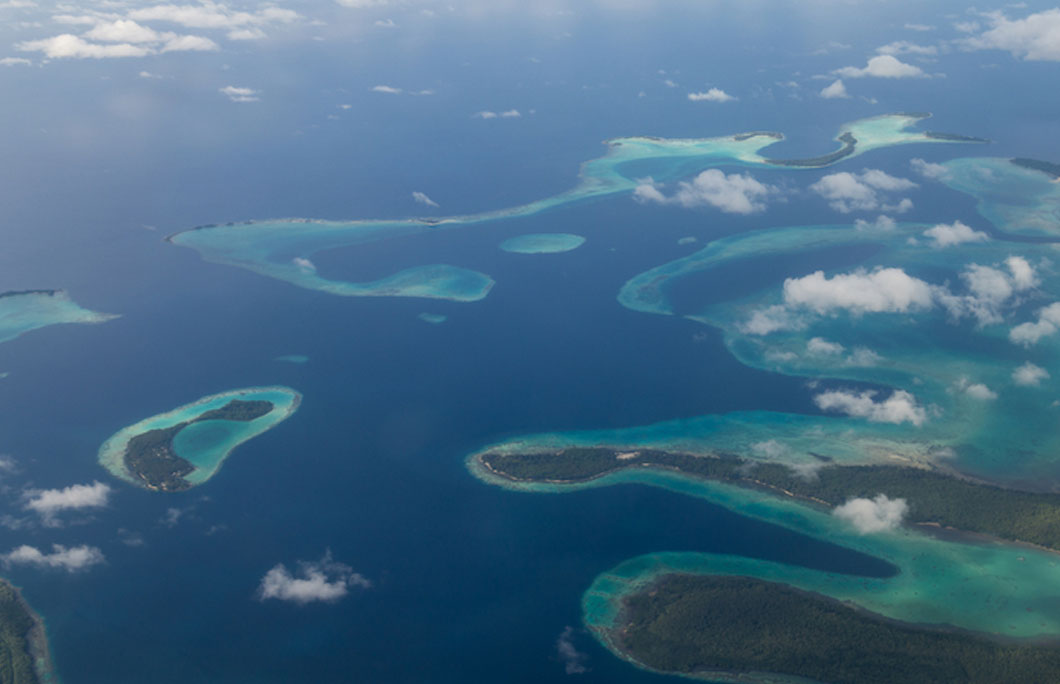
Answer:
xmin=0 ymin=291 xmax=116 ymax=346
xmin=499 ymin=233 xmax=586 ymax=254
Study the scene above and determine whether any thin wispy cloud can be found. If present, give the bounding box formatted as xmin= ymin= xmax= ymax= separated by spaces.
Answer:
xmin=220 ymin=85 xmax=259 ymax=102
xmin=2 ymin=544 xmax=105 ymax=572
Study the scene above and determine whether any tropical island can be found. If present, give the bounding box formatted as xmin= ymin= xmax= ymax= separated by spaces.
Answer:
xmin=477 ymin=447 xmax=1060 ymax=551
xmin=1011 ymin=157 xmax=1060 ymax=179
xmin=0 ymin=579 xmax=56 ymax=684
xmin=98 ymin=387 xmax=301 ymax=491
xmin=613 ymin=574 xmax=1060 ymax=684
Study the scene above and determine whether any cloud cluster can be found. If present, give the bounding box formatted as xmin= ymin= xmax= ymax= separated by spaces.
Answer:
xmin=2 ymin=544 xmax=105 ymax=572
xmin=910 ymin=158 xmax=949 ymax=180
xmin=24 ymin=481 xmax=111 ymax=523
xmin=963 ymin=9 xmax=1060 ymax=61
xmin=810 ymin=169 xmax=916 ymax=213
xmin=17 ymin=2 xmax=298 ymax=60
xmin=939 ymin=257 xmax=1037 ymax=326
xmin=923 ymin=220 xmax=988 ymax=248
xmin=805 ymin=338 xmax=881 ymax=367
xmin=834 ymin=54 xmax=926 ymax=79
xmin=814 ymin=389 xmax=927 ymax=425
xmin=833 ymin=494 xmax=908 ymax=533
xmin=1013 ymin=362 xmax=1050 ymax=386
xmin=1010 ymin=302 xmax=1060 ymax=346
xmin=556 ymin=626 xmax=589 ymax=674
xmin=634 ymin=170 xmax=774 ymax=214
xmin=784 ymin=267 xmax=934 ymax=315
xmin=687 ymin=88 xmax=735 ymax=103
xmin=258 ymin=552 xmax=371 ymax=604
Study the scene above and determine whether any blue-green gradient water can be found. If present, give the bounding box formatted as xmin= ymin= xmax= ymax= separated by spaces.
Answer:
xmin=3 ymin=1 xmax=1060 ymax=682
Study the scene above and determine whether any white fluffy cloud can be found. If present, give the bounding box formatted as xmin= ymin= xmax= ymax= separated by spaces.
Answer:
xmin=964 ymin=9 xmax=1060 ymax=61
xmin=17 ymin=34 xmax=152 ymax=58
xmin=556 ymin=626 xmax=589 ymax=675
xmin=939 ymin=257 xmax=1037 ymax=325
xmin=412 ymin=191 xmax=439 ymax=208
xmin=833 ymin=494 xmax=908 ymax=533
xmin=834 ymin=54 xmax=927 ymax=78
xmin=0 ymin=57 xmax=32 ymax=66
xmin=687 ymin=88 xmax=735 ymax=102
xmin=634 ymin=170 xmax=774 ymax=214
xmin=924 ymin=221 xmax=988 ymax=248
xmin=810 ymin=170 xmax=916 ymax=213
xmin=820 ymin=79 xmax=849 ymax=99
xmin=372 ymin=84 xmax=402 ymax=94
xmin=806 ymin=337 xmax=844 ymax=355
xmin=740 ymin=304 xmax=805 ymax=335
xmin=784 ymin=267 xmax=934 ymax=316
xmin=220 ymin=85 xmax=259 ymax=102
xmin=24 ymin=481 xmax=111 ymax=521
xmin=910 ymin=158 xmax=949 ymax=179
xmin=954 ymin=377 xmax=997 ymax=400
xmin=2 ymin=544 xmax=105 ymax=572
xmin=1010 ymin=302 xmax=1060 ymax=346
xmin=815 ymin=389 xmax=927 ymax=425
xmin=258 ymin=552 xmax=370 ymax=604
xmin=1013 ymin=362 xmax=1050 ymax=386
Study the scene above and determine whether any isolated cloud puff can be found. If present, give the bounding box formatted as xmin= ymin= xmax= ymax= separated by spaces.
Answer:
xmin=1010 ymin=302 xmax=1060 ymax=346
xmin=834 ymin=54 xmax=927 ymax=78
xmin=687 ymin=88 xmax=735 ymax=102
xmin=855 ymin=215 xmax=897 ymax=232
xmin=820 ymin=79 xmax=849 ymax=99
xmin=220 ymin=85 xmax=258 ymax=102
xmin=910 ymin=158 xmax=949 ymax=179
xmin=412 ymin=191 xmax=439 ymax=208
xmin=784 ymin=267 xmax=934 ymax=316
xmin=372 ymin=84 xmax=402 ymax=94
xmin=634 ymin=170 xmax=774 ymax=214
xmin=810 ymin=170 xmax=916 ymax=213
xmin=806 ymin=337 xmax=844 ymax=355
xmin=833 ymin=494 xmax=908 ymax=533
xmin=2 ymin=544 xmax=105 ymax=572
xmin=740 ymin=304 xmax=806 ymax=335
xmin=292 ymin=257 xmax=316 ymax=272
xmin=814 ymin=389 xmax=927 ymax=425
xmin=1013 ymin=362 xmax=1050 ymax=386
xmin=258 ymin=552 xmax=370 ymax=604
xmin=964 ymin=9 xmax=1060 ymax=61
xmin=556 ymin=626 xmax=589 ymax=674
xmin=924 ymin=221 xmax=988 ymax=248
xmin=24 ymin=481 xmax=111 ymax=521
xmin=877 ymin=40 xmax=938 ymax=56
xmin=954 ymin=377 xmax=998 ymax=400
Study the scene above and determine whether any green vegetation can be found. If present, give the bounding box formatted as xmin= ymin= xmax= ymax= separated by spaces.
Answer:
xmin=766 ymin=132 xmax=857 ymax=167
xmin=0 ymin=581 xmax=44 ymax=684
xmin=123 ymin=399 xmax=274 ymax=492
xmin=1011 ymin=157 xmax=1060 ymax=179
xmin=480 ymin=448 xmax=1060 ymax=550
xmin=616 ymin=574 xmax=1060 ymax=684
xmin=0 ymin=290 xmax=59 ymax=300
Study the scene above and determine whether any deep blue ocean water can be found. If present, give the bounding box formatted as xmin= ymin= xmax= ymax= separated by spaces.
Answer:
xmin=3 ymin=1 xmax=1060 ymax=681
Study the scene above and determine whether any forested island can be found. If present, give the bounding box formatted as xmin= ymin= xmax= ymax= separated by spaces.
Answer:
xmin=478 ymin=448 xmax=1060 ymax=550
xmin=766 ymin=132 xmax=857 ymax=167
xmin=124 ymin=399 xmax=273 ymax=491
xmin=1011 ymin=157 xmax=1060 ymax=179
xmin=614 ymin=574 xmax=1060 ymax=684
xmin=0 ymin=580 xmax=54 ymax=684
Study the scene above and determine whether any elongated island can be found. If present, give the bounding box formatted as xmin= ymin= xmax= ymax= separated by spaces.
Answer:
xmin=98 ymin=387 xmax=301 ymax=491
xmin=0 ymin=578 xmax=57 ymax=684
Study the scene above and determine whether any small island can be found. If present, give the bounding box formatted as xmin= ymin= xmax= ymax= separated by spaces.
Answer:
xmin=611 ymin=573 xmax=1060 ymax=684
xmin=98 ymin=387 xmax=301 ymax=491
xmin=477 ymin=447 xmax=1060 ymax=551
xmin=1011 ymin=157 xmax=1060 ymax=180
xmin=0 ymin=579 xmax=57 ymax=684
xmin=499 ymin=233 xmax=586 ymax=254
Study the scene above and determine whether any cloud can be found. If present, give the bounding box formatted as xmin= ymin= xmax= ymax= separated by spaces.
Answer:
xmin=833 ymin=494 xmax=907 ymax=533
xmin=84 ymin=19 xmax=161 ymax=43
xmin=258 ymin=551 xmax=370 ymax=604
xmin=634 ymin=170 xmax=774 ymax=214
xmin=1013 ymin=362 xmax=1050 ymax=386
xmin=556 ymin=626 xmax=589 ymax=674
xmin=220 ymin=85 xmax=259 ymax=102
xmin=820 ymin=79 xmax=849 ymax=99
xmin=807 ymin=337 xmax=844 ymax=355
xmin=910 ymin=158 xmax=949 ymax=179
xmin=228 ymin=27 xmax=266 ymax=40
xmin=954 ymin=377 xmax=998 ymax=400
xmin=854 ymin=215 xmax=897 ymax=232
xmin=336 ymin=0 xmax=387 ymax=6
xmin=0 ymin=57 xmax=31 ymax=66
xmin=17 ymin=34 xmax=152 ymax=58
xmin=740 ymin=304 xmax=805 ymax=335
xmin=963 ymin=9 xmax=1060 ymax=60
xmin=412 ymin=191 xmax=439 ymax=208
xmin=127 ymin=4 xmax=299 ymax=30
xmin=876 ymin=40 xmax=938 ymax=56
xmin=2 ymin=544 xmax=105 ymax=572
xmin=24 ymin=481 xmax=111 ymax=522
xmin=815 ymin=389 xmax=927 ymax=425
xmin=473 ymin=111 xmax=497 ymax=119
xmin=939 ymin=258 xmax=1037 ymax=325
xmin=834 ymin=54 xmax=927 ymax=78
xmin=161 ymin=34 xmax=218 ymax=52
xmin=374 ymin=18 xmax=396 ymax=28
xmin=687 ymin=88 xmax=735 ymax=102
xmin=809 ymin=170 xmax=916 ymax=213
xmin=784 ymin=267 xmax=934 ymax=316
xmin=500 ymin=109 xmax=521 ymax=118
xmin=905 ymin=23 xmax=935 ymax=31
xmin=923 ymin=221 xmax=989 ymax=248
xmin=372 ymin=84 xmax=402 ymax=94
xmin=1010 ymin=302 xmax=1060 ymax=346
